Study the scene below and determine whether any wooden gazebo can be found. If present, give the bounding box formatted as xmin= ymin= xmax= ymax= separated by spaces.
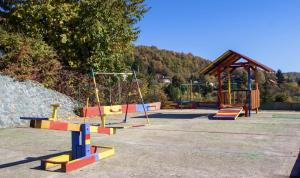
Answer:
xmin=200 ymin=50 xmax=273 ymax=118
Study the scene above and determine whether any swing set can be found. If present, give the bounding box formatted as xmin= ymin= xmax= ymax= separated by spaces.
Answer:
xmin=84 ymin=70 xmax=150 ymax=128
xmin=178 ymin=81 xmax=203 ymax=109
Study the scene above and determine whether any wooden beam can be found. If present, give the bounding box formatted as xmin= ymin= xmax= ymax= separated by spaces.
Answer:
xmin=209 ymin=53 xmax=237 ymax=75
xmin=25 ymin=119 xmax=116 ymax=135
xmin=210 ymin=54 xmax=241 ymax=76
xmin=200 ymin=50 xmax=233 ymax=75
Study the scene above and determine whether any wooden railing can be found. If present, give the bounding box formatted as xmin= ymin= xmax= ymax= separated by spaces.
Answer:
xmin=251 ymin=89 xmax=260 ymax=109
xmin=220 ymin=89 xmax=260 ymax=109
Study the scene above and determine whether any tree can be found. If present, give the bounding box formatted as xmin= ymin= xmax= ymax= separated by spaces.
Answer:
xmin=275 ymin=93 xmax=289 ymax=102
xmin=165 ymin=85 xmax=180 ymax=101
xmin=276 ymin=69 xmax=285 ymax=84
xmin=0 ymin=0 xmax=148 ymax=71
xmin=261 ymin=73 xmax=274 ymax=103
xmin=0 ymin=27 xmax=61 ymax=87
xmin=172 ymin=75 xmax=184 ymax=88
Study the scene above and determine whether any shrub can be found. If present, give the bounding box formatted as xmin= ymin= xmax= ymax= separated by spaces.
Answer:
xmin=275 ymin=93 xmax=289 ymax=103
xmin=0 ymin=27 xmax=61 ymax=88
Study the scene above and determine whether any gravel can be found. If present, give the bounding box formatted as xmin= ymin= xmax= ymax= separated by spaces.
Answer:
xmin=0 ymin=75 xmax=76 ymax=128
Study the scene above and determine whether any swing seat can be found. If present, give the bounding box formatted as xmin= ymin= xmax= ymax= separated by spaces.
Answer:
xmin=110 ymin=108 xmax=122 ymax=112
xmin=104 ymin=105 xmax=122 ymax=115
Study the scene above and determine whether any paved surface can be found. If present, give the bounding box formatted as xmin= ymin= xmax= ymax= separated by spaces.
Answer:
xmin=0 ymin=109 xmax=300 ymax=178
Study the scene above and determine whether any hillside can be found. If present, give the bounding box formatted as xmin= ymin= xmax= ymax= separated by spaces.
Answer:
xmin=285 ymin=72 xmax=300 ymax=83
xmin=132 ymin=46 xmax=210 ymax=81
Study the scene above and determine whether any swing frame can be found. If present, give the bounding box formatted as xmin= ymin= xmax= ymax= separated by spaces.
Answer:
xmin=85 ymin=69 xmax=150 ymax=128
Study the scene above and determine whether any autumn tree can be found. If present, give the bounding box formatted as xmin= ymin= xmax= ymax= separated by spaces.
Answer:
xmin=0 ymin=0 xmax=148 ymax=71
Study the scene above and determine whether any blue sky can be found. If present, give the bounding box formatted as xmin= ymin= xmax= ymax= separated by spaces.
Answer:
xmin=135 ymin=0 xmax=300 ymax=72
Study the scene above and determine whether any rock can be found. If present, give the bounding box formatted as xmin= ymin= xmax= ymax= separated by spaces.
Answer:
xmin=0 ymin=75 xmax=76 ymax=128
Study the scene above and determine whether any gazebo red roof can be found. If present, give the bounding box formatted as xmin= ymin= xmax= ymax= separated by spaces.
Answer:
xmin=200 ymin=50 xmax=274 ymax=75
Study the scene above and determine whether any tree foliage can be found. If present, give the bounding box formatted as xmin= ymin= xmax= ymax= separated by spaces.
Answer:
xmin=132 ymin=46 xmax=210 ymax=81
xmin=0 ymin=0 xmax=148 ymax=71
xmin=0 ymin=27 xmax=61 ymax=87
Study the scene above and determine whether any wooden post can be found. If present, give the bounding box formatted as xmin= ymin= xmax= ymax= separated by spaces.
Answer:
xmin=123 ymin=73 xmax=134 ymax=123
xmin=118 ymin=77 xmax=121 ymax=104
xmin=133 ymin=70 xmax=150 ymax=125
xmin=50 ymin=104 xmax=60 ymax=121
xmin=190 ymin=80 xmax=193 ymax=102
xmin=101 ymin=115 xmax=106 ymax=127
xmin=254 ymin=68 xmax=259 ymax=114
xmin=247 ymin=67 xmax=252 ymax=117
xmin=84 ymin=98 xmax=89 ymax=123
xmin=91 ymin=69 xmax=103 ymax=123
xmin=217 ymin=69 xmax=222 ymax=108
xmin=228 ymin=71 xmax=232 ymax=105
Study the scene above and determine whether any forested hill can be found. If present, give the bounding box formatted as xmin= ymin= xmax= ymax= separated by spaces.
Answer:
xmin=285 ymin=72 xmax=300 ymax=82
xmin=132 ymin=46 xmax=210 ymax=81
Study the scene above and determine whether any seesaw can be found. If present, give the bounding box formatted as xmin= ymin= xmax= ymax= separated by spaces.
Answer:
xmin=20 ymin=110 xmax=116 ymax=172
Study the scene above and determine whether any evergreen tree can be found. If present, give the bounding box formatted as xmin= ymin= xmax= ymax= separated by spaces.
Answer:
xmin=276 ymin=69 xmax=285 ymax=84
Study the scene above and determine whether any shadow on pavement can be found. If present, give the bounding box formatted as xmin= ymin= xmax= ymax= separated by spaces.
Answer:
xmin=0 ymin=151 xmax=69 ymax=169
xmin=290 ymin=150 xmax=300 ymax=178
xmin=133 ymin=113 xmax=212 ymax=119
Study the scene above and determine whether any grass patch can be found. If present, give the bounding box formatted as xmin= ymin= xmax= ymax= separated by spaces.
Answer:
xmin=272 ymin=114 xmax=300 ymax=119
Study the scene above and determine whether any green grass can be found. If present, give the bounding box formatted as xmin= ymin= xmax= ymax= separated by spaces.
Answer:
xmin=272 ymin=114 xmax=300 ymax=119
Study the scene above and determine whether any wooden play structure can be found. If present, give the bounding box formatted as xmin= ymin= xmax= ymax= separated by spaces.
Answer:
xmin=84 ymin=70 xmax=150 ymax=128
xmin=20 ymin=106 xmax=116 ymax=172
xmin=200 ymin=50 xmax=273 ymax=119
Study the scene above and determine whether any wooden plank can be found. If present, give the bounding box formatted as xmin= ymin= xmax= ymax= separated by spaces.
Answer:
xmin=215 ymin=113 xmax=239 ymax=116
xmin=213 ymin=107 xmax=243 ymax=120
xmin=41 ymin=154 xmax=71 ymax=170
xmin=64 ymin=155 xmax=96 ymax=172
xmin=218 ymin=109 xmax=242 ymax=113
xmin=29 ymin=120 xmax=116 ymax=135
xmin=96 ymin=127 xmax=116 ymax=135
xmin=49 ymin=121 xmax=68 ymax=131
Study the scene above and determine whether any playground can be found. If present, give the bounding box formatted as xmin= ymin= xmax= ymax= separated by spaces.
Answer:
xmin=0 ymin=50 xmax=299 ymax=177
xmin=1 ymin=109 xmax=300 ymax=178
xmin=1 ymin=1 xmax=300 ymax=177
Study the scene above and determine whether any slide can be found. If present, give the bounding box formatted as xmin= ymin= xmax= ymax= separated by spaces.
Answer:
xmin=212 ymin=108 xmax=243 ymax=120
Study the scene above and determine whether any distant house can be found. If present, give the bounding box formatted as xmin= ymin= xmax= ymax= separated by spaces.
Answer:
xmin=156 ymin=73 xmax=172 ymax=84
xmin=208 ymin=82 xmax=214 ymax=87
xmin=160 ymin=78 xmax=172 ymax=84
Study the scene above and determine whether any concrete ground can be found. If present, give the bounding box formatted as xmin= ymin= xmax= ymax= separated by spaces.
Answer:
xmin=0 ymin=109 xmax=300 ymax=178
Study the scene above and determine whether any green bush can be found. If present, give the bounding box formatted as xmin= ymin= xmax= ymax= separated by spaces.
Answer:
xmin=275 ymin=93 xmax=289 ymax=102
